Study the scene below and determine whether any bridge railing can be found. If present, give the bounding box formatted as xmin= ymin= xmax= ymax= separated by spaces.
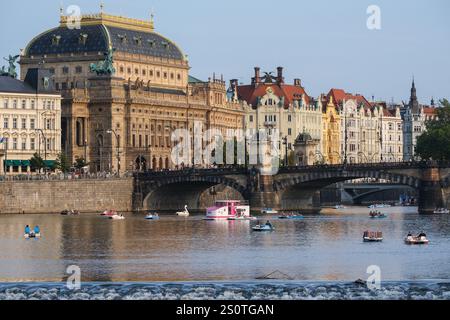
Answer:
xmin=135 ymin=166 xmax=248 ymax=178
xmin=133 ymin=160 xmax=450 ymax=178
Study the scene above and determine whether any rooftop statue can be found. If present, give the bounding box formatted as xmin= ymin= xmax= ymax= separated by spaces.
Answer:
xmin=1 ymin=55 xmax=20 ymax=78
xmin=90 ymin=48 xmax=116 ymax=76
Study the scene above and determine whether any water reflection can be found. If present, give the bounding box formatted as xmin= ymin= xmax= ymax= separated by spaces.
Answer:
xmin=0 ymin=206 xmax=449 ymax=282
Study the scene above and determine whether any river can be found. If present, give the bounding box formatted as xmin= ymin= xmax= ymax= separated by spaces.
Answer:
xmin=0 ymin=206 xmax=449 ymax=299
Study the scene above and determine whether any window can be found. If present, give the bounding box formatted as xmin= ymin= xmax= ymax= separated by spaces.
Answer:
xmin=127 ymin=67 xmax=131 ymax=74
xmin=3 ymin=99 xmax=8 ymax=108
xmin=13 ymin=100 xmax=17 ymax=108
xmin=156 ymin=71 xmax=160 ymax=78
xmin=30 ymin=119 xmax=35 ymax=129
xmin=30 ymin=138 xmax=35 ymax=150
xmin=13 ymin=118 xmax=17 ymax=129
xmin=120 ymin=66 xmax=124 ymax=73
xmin=288 ymin=128 xmax=292 ymax=136
xmin=22 ymin=100 xmax=26 ymax=109
xmin=22 ymin=139 xmax=26 ymax=150
xmin=142 ymin=69 xmax=146 ymax=76
xmin=135 ymin=68 xmax=139 ymax=75
xmin=3 ymin=118 xmax=9 ymax=129
xmin=170 ymin=73 xmax=174 ymax=79
xmin=163 ymin=72 xmax=167 ymax=79
xmin=177 ymin=74 xmax=181 ymax=80
xmin=288 ymin=115 xmax=292 ymax=122
xmin=21 ymin=118 xmax=26 ymax=129
xmin=249 ymin=115 xmax=253 ymax=122
xmin=150 ymin=70 xmax=154 ymax=77
xmin=13 ymin=138 xmax=17 ymax=150
xmin=132 ymin=134 xmax=136 ymax=147
xmin=62 ymin=66 xmax=69 ymax=74
xmin=75 ymin=66 xmax=82 ymax=74
xmin=31 ymin=100 xmax=35 ymax=109
xmin=46 ymin=119 xmax=51 ymax=130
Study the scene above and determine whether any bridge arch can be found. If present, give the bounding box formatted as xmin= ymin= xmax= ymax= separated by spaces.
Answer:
xmin=274 ymin=170 xmax=422 ymax=191
xmin=141 ymin=175 xmax=248 ymax=212
xmin=273 ymin=170 xmax=422 ymax=212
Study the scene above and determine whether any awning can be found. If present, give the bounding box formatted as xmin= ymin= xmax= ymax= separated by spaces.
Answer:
xmin=44 ymin=160 xmax=55 ymax=167
xmin=4 ymin=160 xmax=32 ymax=166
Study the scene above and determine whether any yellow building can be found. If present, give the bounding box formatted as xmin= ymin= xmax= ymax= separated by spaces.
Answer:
xmin=321 ymin=96 xmax=341 ymax=164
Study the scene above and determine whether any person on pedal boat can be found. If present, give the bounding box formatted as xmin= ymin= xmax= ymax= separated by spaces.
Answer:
xmin=34 ymin=225 xmax=40 ymax=234
xmin=24 ymin=225 xmax=30 ymax=235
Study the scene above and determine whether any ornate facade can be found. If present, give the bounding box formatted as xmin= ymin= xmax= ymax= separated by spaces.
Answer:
xmin=19 ymin=12 xmax=244 ymax=172
xmin=0 ymin=69 xmax=62 ymax=174
xmin=320 ymin=96 xmax=341 ymax=164
xmin=402 ymin=80 xmax=437 ymax=161
xmin=237 ymin=67 xmax=322 ymax=163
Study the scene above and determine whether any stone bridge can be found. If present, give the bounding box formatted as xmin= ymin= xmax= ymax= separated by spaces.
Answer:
xmin=133 ymin=162 xmax=450 ymax=214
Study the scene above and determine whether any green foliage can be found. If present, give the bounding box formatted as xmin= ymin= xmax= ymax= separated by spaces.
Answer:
xmin=30 ymin=153 xmax=44 ymax=171
xmin=54 ymin=152 xmax=71 ymax=173
xmin=416 ymin=99 xmax=450 ymax=161
xmin=73 ymin=157 xmax=88 ymax=170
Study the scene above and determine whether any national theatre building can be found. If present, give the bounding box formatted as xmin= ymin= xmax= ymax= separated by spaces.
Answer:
xmin=19 ymin=11 xmax=245 ymax=173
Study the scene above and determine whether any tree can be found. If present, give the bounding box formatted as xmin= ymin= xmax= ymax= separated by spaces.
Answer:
xmin=54 ymin=152 xmax=71 ymax=173
xmin=30 ymin=153 xmax=44 ymax=173
xmin=73 ymin=157 xmax=88 ymax=170
xmin=416 ymin=99 xmax=450 ymax=161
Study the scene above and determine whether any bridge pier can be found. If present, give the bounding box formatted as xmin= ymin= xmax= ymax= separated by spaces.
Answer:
xmin=418 ymin=167 xmax=444 ymax=214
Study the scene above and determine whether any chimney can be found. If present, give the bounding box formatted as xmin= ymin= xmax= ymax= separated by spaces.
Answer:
xmin=254 ymin=67 xmax=261 ymax=85
xmin=294 ymin=78 xmax=301 ymax=87
xmin=277 ymin=66 xmax=284 ymax=84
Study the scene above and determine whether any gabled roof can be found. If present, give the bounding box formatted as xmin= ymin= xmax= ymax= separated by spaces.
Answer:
xmin=237 ymin=83 xmax=310 ymax=107
xmin=327 ymin=88 xmax=371 ymax=109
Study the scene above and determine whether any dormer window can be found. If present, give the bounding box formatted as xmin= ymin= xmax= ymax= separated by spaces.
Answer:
xmin=52 ymin=35 xmax=61 ymax=46
xmin=78 ymin=33 xmax=88 ymax=45
xmin=133 ymin=36 xmax=142 ymax=45
xmin=117 ymin=34 xmax=127 ymax=44
xmin=161 ymin=41 xmax=169 ymax=50
xmin=147 ymin=40 xmax=156 ymax=48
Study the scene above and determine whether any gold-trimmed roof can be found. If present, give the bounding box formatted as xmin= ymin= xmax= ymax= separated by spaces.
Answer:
xmin=60 ymin=12 xmax=154 ymax=33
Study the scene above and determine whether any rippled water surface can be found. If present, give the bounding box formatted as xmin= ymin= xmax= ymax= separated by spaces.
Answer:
xmin=0 ymin=206 xmax=449 ymax=283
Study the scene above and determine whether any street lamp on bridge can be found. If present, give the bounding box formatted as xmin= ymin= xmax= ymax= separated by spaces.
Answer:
xmin=106 ymin=129 xmax=120 ymax=177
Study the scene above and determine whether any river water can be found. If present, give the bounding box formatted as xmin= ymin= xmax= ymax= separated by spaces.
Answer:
xmin=0 ymin=206 xmax=449 ymax=299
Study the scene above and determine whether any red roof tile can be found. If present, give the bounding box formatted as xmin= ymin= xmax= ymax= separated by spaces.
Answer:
xmin=327 ymin=88 xmax=371 ymax=109
xmin=237 ymin=83 xmax=310 ymax=107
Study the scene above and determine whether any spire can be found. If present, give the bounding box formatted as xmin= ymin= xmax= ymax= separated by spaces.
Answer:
xmin=409 ymin=76 xmax=419 ymax=113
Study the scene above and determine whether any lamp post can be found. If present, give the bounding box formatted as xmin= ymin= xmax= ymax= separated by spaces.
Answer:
xmin=282 ymin=136 xmax=288 ymax=166
xmin=107 ymin=129 xmax=120 ymax=176
xmin=35 ymin=128 xmax=47 ymax=173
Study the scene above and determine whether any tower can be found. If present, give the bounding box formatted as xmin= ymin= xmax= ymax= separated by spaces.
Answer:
xmin=409 ymin=77 xmax=420 ymax=113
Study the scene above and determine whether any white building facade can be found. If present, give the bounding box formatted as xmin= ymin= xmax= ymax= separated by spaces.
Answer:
xmin=0 ymin=69 xmax=61 ymax=174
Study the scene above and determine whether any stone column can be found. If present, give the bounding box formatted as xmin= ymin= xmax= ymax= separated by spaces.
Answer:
xmin=418 ymin=167 xmax=444 ymax=214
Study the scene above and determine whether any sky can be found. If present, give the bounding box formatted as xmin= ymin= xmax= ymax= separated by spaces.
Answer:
xmin=0 ymin=0 xmax=449 ymax=104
